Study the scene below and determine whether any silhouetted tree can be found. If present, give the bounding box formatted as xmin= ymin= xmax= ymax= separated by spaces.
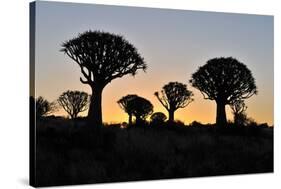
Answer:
xmin=117 ymin=94 xmax=138 ymax=125
xmin=154 ymin=82 xmax=193 ymax=122
xmin=190 ymin=57 xmax=257 ymax=127
xmin=230 ymin=99 xmax=247 ymax=126
xmin=61 ymin=31 xmax=146 ymax=126
xmin=57 ymin=90 xmax=90 ymax=119
xmin=246 ymin=117 xmax=258 ymax=127
xmin=36 ymin=96 xmax=56 ymax=118
xmin=130 ymin=96 xmax=153 ymax=124
xmin=150 ymin=112 xmax=167 ymax=124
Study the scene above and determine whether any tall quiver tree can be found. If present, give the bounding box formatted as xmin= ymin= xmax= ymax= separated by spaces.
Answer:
xmin=61 ymin=31 xmax=146 ymax=126
xmin=154 ymin=82 xmax=193 ymax=122
xmin=190 ymin=57 xmax=257 ymax=127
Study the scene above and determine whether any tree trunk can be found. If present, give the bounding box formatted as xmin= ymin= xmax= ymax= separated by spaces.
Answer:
xmin=135 ymin=116 xmax=141 ymax=126
xmin=216 ymin=101 xmax=227 ymax=127
xmin=168 ymin=110 xmax=175 ymax=122
xmin=88 ymin=86 xmax=103 ymax=127
xmin=128 ymin=114 xmax=132 ymax=125
xmin=71 ymin=114 xmax=75 ymax=119
xmin=233 ymin=113 xmax=238 ymax=125
xmin=72 ymin=112 xmax=78 ymax=119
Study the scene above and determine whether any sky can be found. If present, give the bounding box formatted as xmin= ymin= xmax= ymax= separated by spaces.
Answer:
xmin=34 ymin=1 xmax=274 ymax=125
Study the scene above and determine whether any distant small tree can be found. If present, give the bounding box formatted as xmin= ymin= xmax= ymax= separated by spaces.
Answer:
xmin=130 ymin=96 xmax=154 ymax=124
xmin=61 ymin=31 xmax=146 ymax=126
xmin=246 ymin=117 xmax=258 ymax=127
xmin=150 ymin=112 xmax=167 ymax=124
xmin=230 ymin=99 xmax=247 ymax=126
xmin=36 ymin=96 xmax=56 ymax=118
xmin=190 ymin=57 xmax=257 ymax=127
xmin=117 ymin=94 xmax=138 ymax=125
xmin=154 ymin=82 xmax=193 ymax=122
xmin=57 ymin=90 xmax=90 ymax=119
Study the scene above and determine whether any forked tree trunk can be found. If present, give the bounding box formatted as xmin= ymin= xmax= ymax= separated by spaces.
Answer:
xmin=216 ymin=101 xmax=227 ymax=127
xmin=88 ymin=86 xmax=103 ymax=127
xmin=71 ymin=112 xmax=78 ymax=119
xmin=168 ymin=110 xmax=175 ymax=122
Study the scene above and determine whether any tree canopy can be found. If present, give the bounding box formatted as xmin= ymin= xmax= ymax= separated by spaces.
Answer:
xmin=190 ymin=57 xmax=257 ymax=104
xmin=61 ymin=30 xmax=146 ymax=87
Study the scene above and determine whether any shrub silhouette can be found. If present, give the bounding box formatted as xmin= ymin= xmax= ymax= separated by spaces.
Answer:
xmin=61 ymin=31 xmax=146 ymax=126
xmin=190 ymin=57 xmax=257 ymax=127
xmin=246 ymin=117 xmax=258 ymax=127
xmin=150 ymin=112 xmax=167 ymax=124
xmin=36 ymin=96 xmax=56 ymax=118
xmin=155 ymin=82 xmax=193 ymax=122
xmin=117 ymin=94 xmax=138 ymax=125
xmin=230 ymin=99 xmax=248 ymax=126
xmin=57 ymin=90 xmax=90 ymax=119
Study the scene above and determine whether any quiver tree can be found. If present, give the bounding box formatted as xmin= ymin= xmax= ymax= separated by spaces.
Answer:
xmin=150 ymin=112 xmax=167 ymax=124
xmin=190 ymin=57 xmax=257 ymax=127
xmin=117 ymin=94 xmax=138 ymax=125
xmin=57 ymin=90 xmax=90 ymax=119
xmin=131 ymin=96 xmax=153 ymax=124
xmin=61 ymin=31 xmax=146 ymax=126
xmin=36 ymin=96 xmax=56 ymax=118
xmin=154 ymin=82 xmax=193 ymax=122
xmin=118 ymin=95 xmax=153 ymax=125
xmin=230 ymin=99 xmax=248 ymax=126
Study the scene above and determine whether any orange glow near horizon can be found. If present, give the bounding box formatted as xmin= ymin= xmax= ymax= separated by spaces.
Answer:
xmin=48 ymin=71 xmax=273 ymax=126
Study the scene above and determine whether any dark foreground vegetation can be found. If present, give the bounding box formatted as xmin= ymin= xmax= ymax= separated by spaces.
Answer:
xmin=35 ymin=117 xmax=273 ymax=187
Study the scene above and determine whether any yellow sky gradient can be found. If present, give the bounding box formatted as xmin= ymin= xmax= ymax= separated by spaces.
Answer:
xmin=50 ymin=69 xmax=273 ymax=125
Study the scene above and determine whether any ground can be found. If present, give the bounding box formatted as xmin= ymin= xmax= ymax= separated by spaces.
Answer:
xmin=34 ymin=118 xmax=273 ymax=187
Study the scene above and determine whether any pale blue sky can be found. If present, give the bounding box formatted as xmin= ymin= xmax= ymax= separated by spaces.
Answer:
xmin=34 ymin=1 xmax=274 ymax=124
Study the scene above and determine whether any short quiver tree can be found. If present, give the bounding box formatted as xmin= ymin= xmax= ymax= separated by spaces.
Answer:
xmin=154 ymin=82 xmax=193 ymax=122
xmin=61 ymin=31 xmax=146 ymax=126
xmin=117 ymin=94 xmax=138 ymax=125
xmin=36 ymin=96 xmax=56 ymax=118
xmin=190 ymin=57 xmax=257 ymax=127
xmin=57 ymin=90 xmax=90 ymax=119
xmin=230 ymin=99 xmax=248 ymax=126
xmin=126 ymin=96 xmax=153 ymax=125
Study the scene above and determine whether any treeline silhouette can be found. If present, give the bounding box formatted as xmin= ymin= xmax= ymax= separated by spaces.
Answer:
xmin=32 ymin=30 xmax=273 ymax=187
xmin=59 ymin=31 xmax=259 ymax=128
